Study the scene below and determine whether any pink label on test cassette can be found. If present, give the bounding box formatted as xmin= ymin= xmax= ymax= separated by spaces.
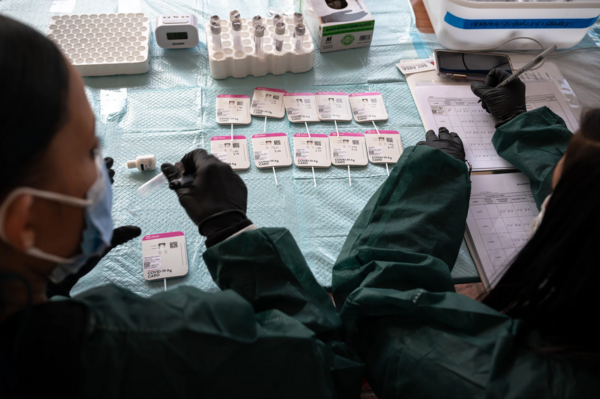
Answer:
xmin=255 ymin=87 xmax=287 ymax=93
xmin=217 ymin=94 xmax=250 ymax=99
xmin=316 ymin=92 xmax=347 ymax=96
xmin=252 ymin=133 xmax=287 ymax=138
xmin=294 ymin=133 xmax=329 ymax=138
xmin=284 ymin=92 xmax=315 ymax=97
xmin=143 ymin=231 xmax=184 ymax=241
xmin=329 ymin=132 xmax=365 ymax=137
xmin=365 ymin=130 xmax=399 ymax=135
xmin=349 ymin=92 xmax=381 ymax=97
xmin=211 ymin=135 xmax=247 ymax=141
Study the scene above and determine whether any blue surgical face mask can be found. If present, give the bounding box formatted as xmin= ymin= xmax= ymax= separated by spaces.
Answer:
xmin=0 ymin=152 xmax=114 ymax=283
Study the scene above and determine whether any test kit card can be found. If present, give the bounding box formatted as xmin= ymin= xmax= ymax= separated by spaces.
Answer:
xmin=283 ymin=92 xmax=320 ymax=123
xmin=216 ymin=95 xmax=251 ymax=125
xmin=210 ymin=135 xmax=250 ymax=170
xmin=251 ymin=87 xmax=286 ymax=119
xmin=142 ymin=232 xmax=188 ymax=281
xmin=293 ymin=133 xmax=331 ymax=168
xmin=316 ymin=92 xmax=352 ymax=122
xmin=329 ymin=133 xmax=368 ymax=167
xmin=251 ymin=133 xmax=292 ymax=169
xmin=349 ymin=92 xmax=389 ymax=122
xmin=396 ymin=58 xmax=436 ymax=75
xmin=365 ymin=130 xmax=403 ymax=164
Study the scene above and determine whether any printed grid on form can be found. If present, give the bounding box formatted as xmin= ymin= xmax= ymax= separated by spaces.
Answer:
xmin=466 ymin=173 xmax=539 ymax=287
xmin=415 ymin=82 xmax=578 ymax=171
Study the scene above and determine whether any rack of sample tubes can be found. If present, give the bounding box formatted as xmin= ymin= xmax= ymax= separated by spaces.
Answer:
xmin=205 ymin=11 xmax=315 ymax=79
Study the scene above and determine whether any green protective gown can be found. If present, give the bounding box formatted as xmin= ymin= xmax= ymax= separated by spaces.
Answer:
xmin=72 ymin=228 xmax=364 ymax=398
xmin=332 ymin=107 xmax=599 ymax=398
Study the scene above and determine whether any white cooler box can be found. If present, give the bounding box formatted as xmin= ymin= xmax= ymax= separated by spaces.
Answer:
xmin=423 ymin=0 xmax=600 ymax=50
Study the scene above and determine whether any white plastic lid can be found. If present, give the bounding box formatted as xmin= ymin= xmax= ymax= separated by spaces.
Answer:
xmin=210 ymin=15 xmax=219 ymax=24
xmin=230 ymin=10 xmax=240 ymax=20
xmin=273 ymin=14 xmax=282 ymax=23
xmin=275 ymin=22 xmax=285 ymax=35
xmin=126 ymin=160 xmax=137 ymax=168
xmin=294 ymin=12 xmax=303 ymax=22
xmin=252 ymin=15 xmax=262 ymax=26
xmin=295 ymin=23 xmax=305 ymax=36
xmin=211 ymin=23 xmax=221 ymax=34
xmin=232 ymin=19 xmax=242 ymax=31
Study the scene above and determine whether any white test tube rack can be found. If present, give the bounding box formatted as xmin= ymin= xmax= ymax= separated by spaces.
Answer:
xmin=205 ymin=17 xmax=316 ymax=79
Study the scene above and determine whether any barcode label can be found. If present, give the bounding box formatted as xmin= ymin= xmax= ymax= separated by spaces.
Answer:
xmin=359 ymin=35 xmax=371 ymax=41
xmin=371 ymin=99 xmax=377 ymax=103
xmin=274 ymin=140 xmax=281 ymax=145
xmin=143 ymin=255 xmax=161 ymax=270
xmin=273 ymin=95 xmax=280 ymax=100
xmin=233 ymin=142 xmax=240 ymax=148
xmin=368 ymin=146 xmax=383 ymax=156
xmin=170 ymin=242 xmax=178 ymax=249
xmin=386 ymin=137 xmax=393 ymax=143
xmin=333 ymin=148 xmax=347 ymax=158
xmin=336 ymin=98 xmax=343 ymax=103
xmin=314 ymin=141 xmax=321 ymax=146
xmin=254 ymin=151 xmax=270 ymax=161
xmin=291 ymin=116 xmax=301 ymax=121
xmin=217 ymin=111 xmax=223 ymax=116
xmin=237 ymin=101 xmax=243 ymax=105
xmin=304 ymin=99 xmax=311 ymax=103
xmin=352 ymin=140 xmax=359 ymax=145
xmin=357 ymin=115 xmax=367 ymax=120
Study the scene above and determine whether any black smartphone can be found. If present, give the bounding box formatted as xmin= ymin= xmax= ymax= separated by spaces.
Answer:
xmin=434 ymin=49 xmax=513 ymax=81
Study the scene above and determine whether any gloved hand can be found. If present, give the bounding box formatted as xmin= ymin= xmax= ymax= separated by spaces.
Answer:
xmin=104 ymin=157 xmax=116 ymax=184
xmin=417 ymin=127 xmax=466 ymax=162
xmin=471 ymin=68 xmax=527 ymax=127
xmin=161 ymin=149 xmax=253 ymax=247
xmin=46 ymin=226 xmax=141 ymax=298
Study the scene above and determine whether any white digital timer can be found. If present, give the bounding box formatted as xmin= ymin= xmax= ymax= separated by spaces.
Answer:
xmin=155 ymin=14 xmax=199 ymax=49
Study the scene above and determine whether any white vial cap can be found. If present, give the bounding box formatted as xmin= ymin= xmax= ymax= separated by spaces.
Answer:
xmin=232 ymin=19 xmax=242 ymax=32
xmin=273 ymin=14 xmax=282 ymax=23
xmin=254 ymin=25 xmax=265 ymax=37
xmin=275 ymin=22 xmax=285 ymax=35
xmin=295 ymin=23 xmax=306 ymax=36
xmin=230 ymin=10 xmax=240 ymax=21
xmin=294 ymin=13 xmax=303 ymax=23
xmin=210 ymin=15 xmax=220 ymax=24
xmin=126 ymin=160 xmax=137 ymax=168
xmin=252 ymin=15 xmax=262 ymax=27
xmin=211 ymin=23 xmax=221 ymax=35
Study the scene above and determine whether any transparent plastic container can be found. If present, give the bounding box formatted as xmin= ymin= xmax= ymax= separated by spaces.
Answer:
xmin=423 ymin=0 xmax=600 ymax=50
xmin=268 ymin=0 xmax=295 ymax=16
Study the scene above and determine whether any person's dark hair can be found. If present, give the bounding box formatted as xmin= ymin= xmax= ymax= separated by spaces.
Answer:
xmin=0 ymin=15 xmax=70 ymax=200
xmin=483 ymin=108 xmax=600 ymax=357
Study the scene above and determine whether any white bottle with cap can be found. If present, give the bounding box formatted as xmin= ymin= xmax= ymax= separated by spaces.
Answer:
xmin=126 ymin=155 xmax=157 ymax=171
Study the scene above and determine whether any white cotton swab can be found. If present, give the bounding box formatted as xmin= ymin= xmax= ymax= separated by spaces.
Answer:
xmin=372 ymin=120 xmax=389 ymax=176
xmin=334 ymin=120 xmax=351 ymax=186
xmin=265 ymin=117 xmax=279 ymax=187
xmin=164 ymin=278 xmax=167 ymax=291
xmin=305 ymin=121 xmax=317 ymax=188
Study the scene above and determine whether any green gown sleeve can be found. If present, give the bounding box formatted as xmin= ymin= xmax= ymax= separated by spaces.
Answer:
xmin=73 ymin=228 xmax=364 ymax=399
xmin=492 ymin=106 xmax=572 ymax=207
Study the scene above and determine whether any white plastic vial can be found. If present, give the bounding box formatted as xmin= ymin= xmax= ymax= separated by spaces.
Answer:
xmin=275 ymin=22 xmax=285 ymax=52
xmin=252 ymin=15 xmax=263 ymax=27
xmin=211 ymin=23 xmax=222 ymax=50
xmin=254 ymin=25 xmax=265 ymax=57
xmin=272 ymin=14 xmax=282 ymax=39
xmin=230 ymin=10 xmax=240 ymax=21
xmin=126 ymin=155 xmax=157 ymax=171
xmin=293 ymin=12 xmax=303 ymax=38
xmin=232 ymin=19 xmax=242 ymax=50
xmin=294 ymin=24 xmax=305 ymax=52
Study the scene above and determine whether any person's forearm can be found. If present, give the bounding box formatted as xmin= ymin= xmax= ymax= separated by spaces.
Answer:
xmin=203 ymin=228 xmax=341 ymax=334
xmin=332 ymin=145 xmax=470 ymax=308
xmin=493 ymin=107 xmax=571 ymax=208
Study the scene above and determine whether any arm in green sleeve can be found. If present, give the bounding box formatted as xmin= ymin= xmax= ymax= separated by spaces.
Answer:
xmin=492 ymin=106 xmax=571 ymax=207
xmin=203 ymin=228 xmax=342 ymax=335
xmin=332 ymin=145 xmax=471 ymax=307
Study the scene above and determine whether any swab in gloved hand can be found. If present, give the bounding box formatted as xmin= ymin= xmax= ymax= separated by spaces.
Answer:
xmin=137 ymin=162 xmax=194 ymax=197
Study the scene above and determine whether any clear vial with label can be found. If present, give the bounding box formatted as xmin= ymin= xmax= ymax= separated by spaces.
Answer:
xmin=254 ymin=25 xmax=265 ymax=56
xmin=232 ymin=18 xmax=242 ymax=50
xmin=275 ymin=22 xmax=285 ymax=52
xmin=293 ymin=13 xmax=303 ymax=38
xmin=267 ymin=0 xmax=294 ymax=16
xmin=272 ymin=14 xmax=282 ymax=40
xmin=126 ymin=155 xmax=157 ymax=171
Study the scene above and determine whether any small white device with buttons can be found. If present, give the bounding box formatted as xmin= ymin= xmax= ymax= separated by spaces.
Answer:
xmin=155 ymin=14 xmax=199 ymax=49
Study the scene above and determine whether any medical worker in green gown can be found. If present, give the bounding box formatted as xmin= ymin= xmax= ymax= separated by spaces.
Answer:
xmin=332 ymin=68 xmax=600 ymax=398
xmin=2 ymin=15 xmax=599 ymax=399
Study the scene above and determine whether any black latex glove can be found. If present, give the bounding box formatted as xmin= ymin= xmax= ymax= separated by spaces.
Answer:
xmin=161 ymin=149 xmax=252 ymax=247
xmin=417 ymin=127 xmax=466 ymax=162
xmin=104 ymin=157 xmax=116 ymax=184
xmin=46 ymin=226 xmax=142 ymax=298
xmin=471 ymin=68 xmax=527 ymax=127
